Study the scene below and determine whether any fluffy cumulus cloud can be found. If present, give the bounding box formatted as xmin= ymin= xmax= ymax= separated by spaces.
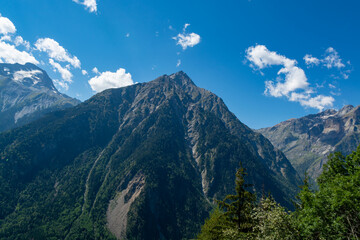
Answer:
xmin=246 ymin=45 xmax=308 ymax=97
xmin=289 ymin=93 xmax=334 ymax=110
xmin=88 ymin=68 xmax=134 ymax=92
xmin=73 ymin=0 xmax=97 ymax=13
xmin=49 ymin=59 xmax=73 ymax=89
xmin=246 ymin=44 xmax=334 ymax=111
xmin=173 ymin=24 xmax=200 ymax=50
xmin=0 ymin=41 xmax=38 ymax=64
xmin=35 ymin=38 xmax=81 ymax=68
xmin=0 ymin=14 xmax=38 ymax=65
xmin=35 ymin=38 xmax=82 ymax=90
xmin=0 ymin=15 xmax=16 ymax=35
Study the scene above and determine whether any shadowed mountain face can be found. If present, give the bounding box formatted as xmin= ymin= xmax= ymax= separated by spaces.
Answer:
xmin=0 ymin=72 xmax=301 ymax=239
xmin=258 ymin=105 xmax=360 ymax=179
xmin=0 ymin=63 xmax=80 ymax=132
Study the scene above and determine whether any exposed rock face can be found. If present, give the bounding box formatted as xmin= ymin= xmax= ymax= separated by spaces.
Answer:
xmin=0 ymin=63 xmax=79 ymax=132
xmin=0 ymin=72 xmax=301 ymax=239
xmin=258 ymin=105 xmax=360 ymax=179
xmin=107 ymin=172 xmax=145 ymax=239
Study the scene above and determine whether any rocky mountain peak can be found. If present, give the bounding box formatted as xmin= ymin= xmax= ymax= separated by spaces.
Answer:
xmin=338 ymin=104 xmax=355 ymax=116
xmin=258 ymin=104 xmax=360 ymax=179
xmin=0 ymin=63 xmax=79 ymax=132
xmin=169 ymin=71 xmax=194 ymax=85
xmin=148 ymin=71 xmax=196 ymax=90
xmin=0 ymin=63 xmax=56 ymax=91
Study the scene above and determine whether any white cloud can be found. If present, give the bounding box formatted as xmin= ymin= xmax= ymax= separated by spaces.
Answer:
xmin=0 ymin=35 xmax=11 ymax=42
xmin=73 ymin=0 xmax=97 ymax=13
xmin=82 ymin=69 xmax=88 ymax=75
xmin=0 ymin=15 xmax=16 ymax=35
xmin=176 ymin=59 xmax=181 ymax=67
xmin=53 ymin=79 xmax=69 ymax=90
xmin=303 ymin=54 xmax=320 ymax=66
xmin=173 ymin=24 xmax=200 ymax=50
xmin=49 ymin=58 xmax=73 ymax=90
xmin=183 ymin=23 xmax=190 ymax=31
xmin=14 ymin=36 xmax=30 ymax=50
xmin=92 ymin=67 xmax=99 ymax=74
xmin=35 ymin=38 xmax=81 ymax=68
xmin=0 ymin=41 xmax=38 ymax=64
xmin=323 ymin=47 xmax=345 ymax=69
xmin=246 ymin=45 xmax=295 ymax=69
xmin=246 ymin=44 xmax=334 ymax=111
xmin=289 ymin=93 xmax=334 ymax=111
xmin=0 ymin=14 xmax=38 ymax=65
xmin=304 ymin=47 xmax=346 ymax=69
xmin=88 ymin=68 xmax=134 ymax=92
xmin=304 ymin=47 xmax=350 ymax=80
xmin=246 ymin=45 xmax=308 ymax=97
xmin=126 ymin=33 xmax=130 ymax=38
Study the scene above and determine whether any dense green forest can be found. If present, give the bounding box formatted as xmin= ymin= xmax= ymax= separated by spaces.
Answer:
xmin=198 ymin=145 xmax=360 ymax=240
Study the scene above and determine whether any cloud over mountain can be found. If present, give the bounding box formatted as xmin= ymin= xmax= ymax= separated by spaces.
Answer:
xmin=0 ymin=14 xmax=38 ymax=65
xmin=35 ymin=38 xmax=81 ymax=68
xmin=88 ymin=67 xmax=134 ymax=92
xmin=246 ymin=44 xmax=334 ymax=111
xmin=35 ymin=38 xmax=81 ymax=90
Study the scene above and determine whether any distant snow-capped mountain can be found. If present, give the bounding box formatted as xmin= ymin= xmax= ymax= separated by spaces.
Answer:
xmin=0 ymin=62 xmax=80 ymax=132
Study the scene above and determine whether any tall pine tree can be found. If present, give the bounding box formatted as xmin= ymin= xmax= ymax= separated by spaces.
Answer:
xmin=217 ymin=165 xmax=255 ymax=233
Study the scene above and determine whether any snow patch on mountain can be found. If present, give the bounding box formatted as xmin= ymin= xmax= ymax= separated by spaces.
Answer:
xmin=13 ymin=69 xmax=43 ymax=85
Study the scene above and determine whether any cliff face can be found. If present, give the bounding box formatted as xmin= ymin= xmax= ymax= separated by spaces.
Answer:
xmin=0 ymin=63 xmax=79 ymax=132
xmin=0 ymin=72 xmax=301 ymax=239
xmin=258 ymin=105 xmax=360 ymax=179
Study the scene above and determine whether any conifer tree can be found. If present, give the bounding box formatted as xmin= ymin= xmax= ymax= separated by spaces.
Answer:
xmin=217 ymin=164 xmax=255 ymax=234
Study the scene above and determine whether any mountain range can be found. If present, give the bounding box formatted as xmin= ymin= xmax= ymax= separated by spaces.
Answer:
xmin=0 ymin=71 xmax=301 ymax=239
xmin=0 ymin=63 xmax=79 ymax=132
xmin=258 ymin=105 xmax=360 ymax=179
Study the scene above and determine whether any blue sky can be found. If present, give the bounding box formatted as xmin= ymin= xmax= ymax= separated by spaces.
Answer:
xmin=0 ymin=0 xmax=359 ymax=128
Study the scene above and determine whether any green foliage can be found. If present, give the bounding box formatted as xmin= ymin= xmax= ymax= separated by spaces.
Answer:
xmin=252 ymin=196 xmax=298 ymax=240
xmin=0 ymin=89 xmax=211 ymax=239
xmin=294 ymin=147 xmax=360 ymax=239
xmin=199 ymin=145 xmax=360 ymax=240
xmin=197 ymin=166 xmax=256 ymax=240
xmin=196 ymin=207 xmax=228 ymax=240
xmin=217 ymin=166 xmax=255 ymax=232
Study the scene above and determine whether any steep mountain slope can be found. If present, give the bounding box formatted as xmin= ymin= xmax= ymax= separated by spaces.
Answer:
xmin=258 ymin=105 xmax=360 ymax=179
xmin=0 ymin=63 xmax=80 ymax=132
xmin=0 ymin=72 xmax=301 ymax=239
